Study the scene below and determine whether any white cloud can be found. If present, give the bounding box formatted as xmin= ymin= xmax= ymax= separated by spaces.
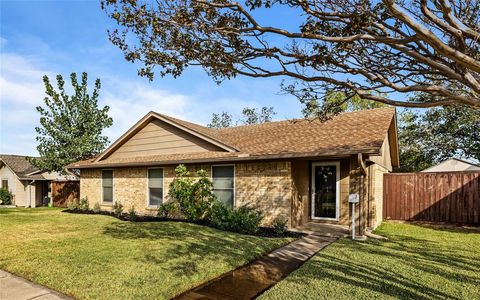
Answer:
xmin=0 ymin=52 xmax=203 ymax=155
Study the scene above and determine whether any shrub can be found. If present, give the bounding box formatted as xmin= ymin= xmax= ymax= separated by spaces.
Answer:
xmin=79 ymin=197 xmax=89 ymax=210
xmin=67 ymin=198 xmax=80 ymax=210
xmin=168 ymin=164 xmax=216 ymax=221
xmin=157 ymin=201 xmax=180 ymax=218
xmin=113 ymin=201 xmax=124 ymax=215
xmin=93 ymin=202 xmax=101 ymax=213
xmin=0 ymin=188 xmax=12 ymax=205
xmin=128 ymin=206 xmax=137 ymax=220
xmin=206 ymin=201 xmax=263 ymax=235
xmin=272 ymin=216 xmax=288 ymax=235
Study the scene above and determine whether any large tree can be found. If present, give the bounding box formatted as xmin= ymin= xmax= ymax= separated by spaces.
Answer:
xmin=31 ymin=72 xmax=113 ymax=173
xmin=102 ymin=0 xmax=480 ymax=115
xmin=398 ymin=105 xmax=480 ymax=171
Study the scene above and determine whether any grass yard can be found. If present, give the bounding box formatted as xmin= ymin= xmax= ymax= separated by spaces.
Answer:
xmin=259 ymin=222 xmax=480 ymax=300
xmin=0 ymin=208 xmax=291 ymax=299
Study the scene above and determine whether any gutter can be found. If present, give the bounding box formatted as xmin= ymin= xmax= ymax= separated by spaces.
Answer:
xmin=67 ymin=149 xmax=380 ymax=170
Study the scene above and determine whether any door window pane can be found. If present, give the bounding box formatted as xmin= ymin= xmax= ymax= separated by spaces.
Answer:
xmin=148 ymin=168 xmax=163 ymax=206
xmin=314 ymin=165 xmax=337 ymax=219
xmin=212 ymin=165 xmax=234 ymax=208
xmin=102 ymin=170 xmax=113 ymax=203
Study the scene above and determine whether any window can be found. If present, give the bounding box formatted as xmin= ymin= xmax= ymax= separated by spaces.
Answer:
xmin=102 ymin=170 xmax=113 ymax=203
xmin=1 ymin=180 xmax=8 ymax=190
xmin=148 ymin=168 xmax=163 ymax=207
xmin=212 ymin=165 xmax=234 ymax=208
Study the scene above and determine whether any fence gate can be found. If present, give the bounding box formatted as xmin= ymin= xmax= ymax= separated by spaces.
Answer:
xmin=383 ymin=172 xmax=480 ymax=224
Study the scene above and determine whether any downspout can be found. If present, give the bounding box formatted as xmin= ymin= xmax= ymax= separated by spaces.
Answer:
xmin=357 ymin=154 xmax=367 ymax=236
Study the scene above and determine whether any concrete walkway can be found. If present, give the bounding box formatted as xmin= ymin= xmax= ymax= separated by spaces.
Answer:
xmin=174 ymin=232 xmax=341 ymax=300
xmin=0 ymin=270 xmax=72 ymax=300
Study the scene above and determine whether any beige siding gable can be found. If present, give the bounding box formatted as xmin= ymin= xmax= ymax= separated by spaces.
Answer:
xmin=105 ymin=119 xmax=225 ymax=160
xmin=368 ymin=133 xmax=393 ymax=171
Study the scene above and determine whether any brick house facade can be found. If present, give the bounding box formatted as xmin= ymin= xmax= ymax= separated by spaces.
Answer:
xmin=71 ymin=108 xmax=399 ymax=233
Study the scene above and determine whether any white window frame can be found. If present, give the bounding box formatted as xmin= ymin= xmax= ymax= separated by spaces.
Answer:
xmin=311 ymin=161 xmax=341 ymax=221
xmin=211 ymin=164 xmax=236 ymax=208
xmin=101 ymin=169 xmax=114 ymax=205
xmin=146 ymin=167 xmax=164 ymax=208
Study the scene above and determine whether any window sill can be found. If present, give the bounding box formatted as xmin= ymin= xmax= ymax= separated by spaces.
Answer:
xmin=145 ymin=206 xmax=159 ymax=211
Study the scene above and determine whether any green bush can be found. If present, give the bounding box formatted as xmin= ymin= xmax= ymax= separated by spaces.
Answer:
xmin=67 ymin=198 xmax=80 ymax=210
xmin=113 ymin=201 xmax=124 ymax=215
xmin=0 ymin=188 xmax=12 ymax=205
xmin=93 ymin=202 xmax=101 ymax=213
xmin=157 ymin=201 xmax=180 ymax=218
xmin=206 ymin=201 xmax=263 ymax=235
xmin=272 ymin=216 xmax=288 ymax=235
xmin=168 ymin=164 xmax=216 ymax=221
xmin=128 ymin=206 xmax=137 ymax=220
xmin=79 ymin=197 xmax=89 ymax=210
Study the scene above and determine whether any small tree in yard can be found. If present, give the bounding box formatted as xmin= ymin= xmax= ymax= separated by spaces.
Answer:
xmin=30 ymin=72 xmax=113 ymax=173
xmin=168 ymin=164 xmax=216 ymax=221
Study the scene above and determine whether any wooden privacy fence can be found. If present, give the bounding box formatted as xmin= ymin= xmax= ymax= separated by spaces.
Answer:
xmin=51 ymin=180 xmax=80 ymax=207
xmin=384 ymin=172 xmax=480 ymax=224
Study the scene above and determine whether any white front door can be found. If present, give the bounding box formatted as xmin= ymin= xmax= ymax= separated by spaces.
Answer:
xmin=311 ymin=162 xmax=340 ymax=221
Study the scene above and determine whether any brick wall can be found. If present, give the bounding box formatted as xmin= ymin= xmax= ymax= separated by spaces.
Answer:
xmin=79 ymin=161 xmax=292 ymax=225
xmin=235 ymin=161 xmax=292 ymax=226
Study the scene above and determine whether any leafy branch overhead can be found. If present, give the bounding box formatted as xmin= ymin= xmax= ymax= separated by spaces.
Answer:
xmin=31 ymin=72 xmax=113 ymax=173
xmin=102 ymin=0 xmax=480 ymax=115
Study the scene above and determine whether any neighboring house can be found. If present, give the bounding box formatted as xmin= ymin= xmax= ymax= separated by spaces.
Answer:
xmin=68 ymin=107 xmax=399 ymax=233
xmin=0 ymin=155 xmax=78 ymax=207
xmin=422 ymin=158 xmax=480 ymax=172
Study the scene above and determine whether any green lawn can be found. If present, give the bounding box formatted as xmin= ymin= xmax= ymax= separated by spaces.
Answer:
xmin=260 ymin=222 xmax=480 ymax=300
xmin=0 ymin=208 xmax=291 ymax=299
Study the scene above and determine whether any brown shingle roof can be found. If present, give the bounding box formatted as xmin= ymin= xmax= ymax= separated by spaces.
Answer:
xmin=69 ymin=107 xmax=396 ymax=168
xmin=0 ymin=155 xmax=44 ymax=179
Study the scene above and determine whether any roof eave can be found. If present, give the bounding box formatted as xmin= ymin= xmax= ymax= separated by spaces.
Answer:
xmin=68 ymin=148 xmax=380 ymax=169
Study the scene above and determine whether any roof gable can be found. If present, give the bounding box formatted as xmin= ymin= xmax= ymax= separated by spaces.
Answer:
xmin=96 ymin=112 xmax=237 ymax=162
xmin=0 ymin=155 xmax=41 ymax=179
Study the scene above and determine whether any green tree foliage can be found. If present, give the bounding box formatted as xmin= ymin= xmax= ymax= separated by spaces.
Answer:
xmin=102 ymin=0 xmax=480 ymax=116
xmin=168 ymin=164 xmax=216 ymax=221
xmin=207 ymin=111 xmax=233 ymax=128
xmin=398 ymin=105 xmax=480 ymax=171
xmin=31 ymin=72 xmax=113 ymax=173
xmin=241 ymin=106 xmax=275 ymax=125
xmin=207 ymin=106 xmax=276 ymax=128
xmin=302 ymin=92 xmax=386 ymax=118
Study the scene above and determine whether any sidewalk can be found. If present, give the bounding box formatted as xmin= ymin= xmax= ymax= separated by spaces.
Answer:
xmin=173 ymin=233 xmax=339 ymax=300
xmin=0 ymin=270 xmax=72 ymax=300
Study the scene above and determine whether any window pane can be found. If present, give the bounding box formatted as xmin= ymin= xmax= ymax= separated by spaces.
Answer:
xmin=102 ymin=170 xmax=113 ymax=187
xmin=103 ymin=187 xmax=113 ymax=203
xmin=149 ymin=188 xmax=163 ymax=206
xmin=213 ymin=190 xmax=234 ymax=208
xmin=212 ymin=166 xmax=234 ymax=189
xmin=148 ymin=168 xmax=163 ymax=188
xmin=2 ymin=180 xmax=8 ymax=190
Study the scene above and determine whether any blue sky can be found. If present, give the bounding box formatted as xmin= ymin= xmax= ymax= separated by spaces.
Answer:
xmin=0 ymin=0 xmax=300 ymax=156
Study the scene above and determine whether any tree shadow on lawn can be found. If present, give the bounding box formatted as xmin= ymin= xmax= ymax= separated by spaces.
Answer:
xmin=292 ymin=252 xmax=462 ymax=300
xmin=102 ymin=221 xmax=284 ymax=277
xmin=375 ymin=226 xmax=480 ymax=273
xmin=286 ymin=235 xmax=479 ymax=300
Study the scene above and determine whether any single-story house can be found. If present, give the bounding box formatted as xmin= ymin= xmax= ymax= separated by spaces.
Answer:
xmin=422 ymin=158 xmax=480 ymax=172
xmin=68 ymin=107 xmax=399 ymax=234
xmin=0 ymin=155 xmax=78 ymax=207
